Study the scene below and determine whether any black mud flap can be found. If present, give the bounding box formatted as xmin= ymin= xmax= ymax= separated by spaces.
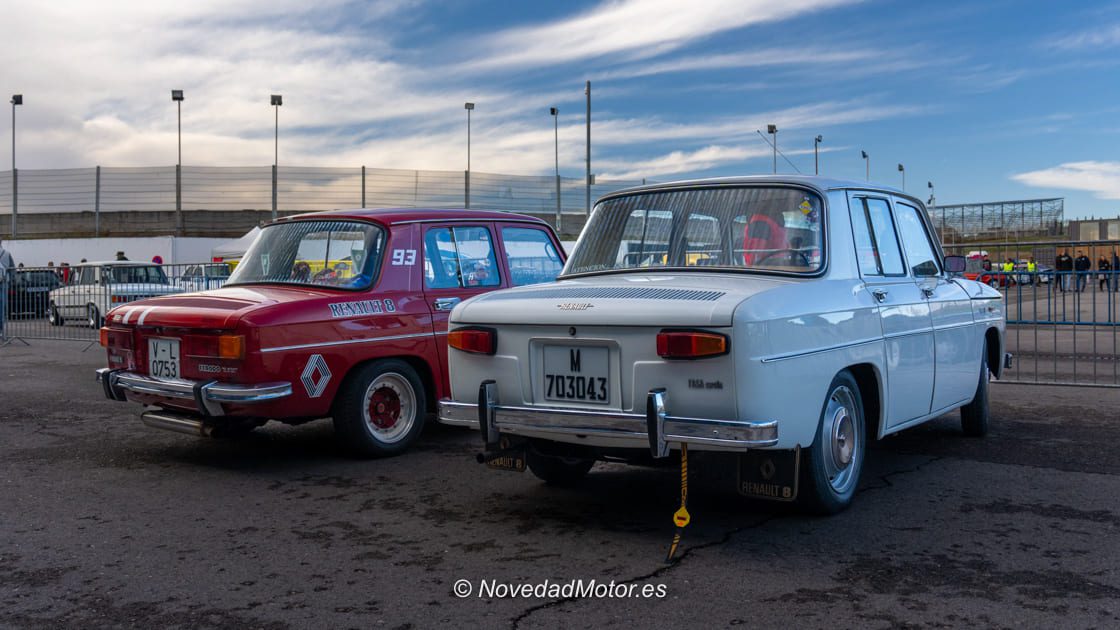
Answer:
xmin=476 ymin=435 xmax=527 ymax=473
xmin=737 ymin=447 xmax=800 ymax=502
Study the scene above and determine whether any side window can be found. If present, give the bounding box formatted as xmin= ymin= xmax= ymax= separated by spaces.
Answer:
xmin=80 ymin=267 xmax=97 ymax=285
xmin=850 ymin=197 xmax=905 ymax=276
xmin=501 ymin=227 xmax=564 ymax=286
xmin=423 ymin=226 xmax=500 ymax=289
xmin=893 ymin=202 xmax=940 ymax=277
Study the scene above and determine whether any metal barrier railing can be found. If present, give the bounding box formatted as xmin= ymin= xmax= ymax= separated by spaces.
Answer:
xmin=4 ymin=245 xmax=1118 ymax=388
xmin=2 ymin=262 xmax=229 ymax=345
xmin=944 ymin=240 xmax=1119 ymax=388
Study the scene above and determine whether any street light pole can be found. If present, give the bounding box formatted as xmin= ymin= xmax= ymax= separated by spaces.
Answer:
xmin=767 ymin=124 xmax=778 ymax=174
xmin=271 ymin=95 xmax=282 ymax=220
xmin=10 ymin=94 xmax=20 ymax=238
xmin=464 ymin=102 xmax=474 ymax=208
xmin=585 ymin=81 xmax=591 ymax=215
xmin=814 ymin=135 xmax=822 ymax=175
xmin=861 ymin=150 xmax=869 ymax=181
xmin=551 ymin=106 xmax=561 ymax=232
xmin=898 ymin=163 xmax=905 ymax=191
xmin=171 ymin=90 xmax=183 ymax=235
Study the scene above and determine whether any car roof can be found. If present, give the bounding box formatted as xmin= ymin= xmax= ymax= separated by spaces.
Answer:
xmin=70 ymin=261 xmax=162 ymax=267
xmin=275 ymin=208 xmax=552 ymax=227
xmin=599 ymin=175 xmax=926 ymax=208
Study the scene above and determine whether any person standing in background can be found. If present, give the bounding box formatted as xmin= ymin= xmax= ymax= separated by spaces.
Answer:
xmin=0 ymin=237 xmax=15 ymax=340
xmin=1074 ymin=251 xmax=1091 ymax=293
xmin=1113 ymin=249 xmax=1120 ymax=293
xmin=1055 ymin=249 xmax=1073 ymax=292
xmin=1100 ymin=254 xmax=1113 ymax=292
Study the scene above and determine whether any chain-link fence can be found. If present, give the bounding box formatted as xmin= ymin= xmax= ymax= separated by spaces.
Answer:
xmin=0 ymin=166 xmax=647 ymax=239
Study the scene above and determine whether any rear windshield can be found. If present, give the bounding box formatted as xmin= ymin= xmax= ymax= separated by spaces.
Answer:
xmin=104 ymin=266 xmax=169 ymax=284
xmin=564 ymin=186 xmax=824 ymax=276
xmin=16 ymin=271 xmax=61 ymax=286
xmin=227 ymin=220 xmax=385 ymax=290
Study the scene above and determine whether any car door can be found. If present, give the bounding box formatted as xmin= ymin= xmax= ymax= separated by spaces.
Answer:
xmin=494 ymin=223 xmax=566 ymax=287
xmin=422 ymin=223 xmax=507 ymax=384
xmin=848 ymin=192 xmax=935 ymax=426
xmin=63 ymin=266 xmax=92 ymax=315
xmin=422 ymin=223 xmax=506 ymax=326
xmin=892 ymin=198 xmax=978 ymax=412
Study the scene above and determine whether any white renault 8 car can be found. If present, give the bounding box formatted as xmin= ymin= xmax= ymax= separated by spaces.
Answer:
xmin=438 ymin=176 xmax=1008 ymax=513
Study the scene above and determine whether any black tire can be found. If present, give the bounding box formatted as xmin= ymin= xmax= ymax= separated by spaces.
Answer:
xmin=961 ymin=339 xmax=991 ymax=437
xmin=48 ymin=303 xmax=64 ymax=326
xmin=799 ymin=370 xmax=866 ymax=515
xmin=87 ymin=304 xmax=102 ymax=329
xmin=526 ymin=449 xmax=595 ymax=485
xmin=332 ymin=359 xmax=426 ymax=458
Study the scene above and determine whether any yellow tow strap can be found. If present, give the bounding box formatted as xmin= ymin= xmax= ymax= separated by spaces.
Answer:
xmin=665 ymin=443 xmax=690 ymax=563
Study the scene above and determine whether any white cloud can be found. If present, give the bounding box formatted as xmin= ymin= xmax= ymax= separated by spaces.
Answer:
xmin=1049 ymin=24 xmax=1120 ymax=50
xmin=1011 ymin=161 xmax=1120 ymax=200
xmin=0 ymin=0 xmax=920 ymax=183
xmin=468 ymin=0 xmax=863 ymax=70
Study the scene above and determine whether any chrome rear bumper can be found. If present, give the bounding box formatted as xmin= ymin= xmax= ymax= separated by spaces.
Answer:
xmin=96 ymin=368 xmax=291 ymax=416
xmin=438 ymin=384 xmax=777 ymax=454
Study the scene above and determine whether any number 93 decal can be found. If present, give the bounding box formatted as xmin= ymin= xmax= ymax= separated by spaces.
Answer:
xmin=391 ymin=249 xmax=417 ymax=266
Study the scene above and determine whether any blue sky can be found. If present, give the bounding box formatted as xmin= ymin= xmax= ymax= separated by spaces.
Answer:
xmin=2 ymin=0 xmax=1119 ymax=218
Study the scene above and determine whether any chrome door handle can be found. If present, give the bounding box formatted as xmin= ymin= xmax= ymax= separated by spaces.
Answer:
xmin=872 ymin=288 xmax=888 ymax=302
xmin=433 ymin=297 xmax=461 ymax=312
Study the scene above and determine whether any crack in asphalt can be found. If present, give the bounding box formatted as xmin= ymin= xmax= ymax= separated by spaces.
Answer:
xmin=508 ymin=512 xmax=781 ymax=630
xmin=508 ymin=455 xmax=945 ymax=629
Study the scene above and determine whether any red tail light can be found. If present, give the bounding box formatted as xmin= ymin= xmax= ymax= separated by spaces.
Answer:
xmin=448 ymin=327 xmax=497 ymax=355
xmin=656 ymin=330 xmax=729 ymax=360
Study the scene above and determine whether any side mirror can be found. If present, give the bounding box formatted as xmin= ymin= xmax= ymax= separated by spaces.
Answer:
xmin=944 ymin=255 xmax=966 ymax=274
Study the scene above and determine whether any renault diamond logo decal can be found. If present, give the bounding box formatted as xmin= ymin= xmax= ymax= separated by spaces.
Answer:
xmin=301 ymin=354 xmax=332 ymax=398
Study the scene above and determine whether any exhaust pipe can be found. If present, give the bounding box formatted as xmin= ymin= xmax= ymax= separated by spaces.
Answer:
xmin=141 ymin=410 xmax=216 ymax=438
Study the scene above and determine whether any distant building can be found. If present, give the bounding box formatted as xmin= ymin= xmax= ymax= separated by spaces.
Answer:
xmin=930 ymin=198 xmax=1064 ymax=243
xmin=1069 ymin=218 xmax=1120 ymax=241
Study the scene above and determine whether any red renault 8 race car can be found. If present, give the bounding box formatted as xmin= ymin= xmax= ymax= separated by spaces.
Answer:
xmin=95 ymin=208 xmax=566 ymax=456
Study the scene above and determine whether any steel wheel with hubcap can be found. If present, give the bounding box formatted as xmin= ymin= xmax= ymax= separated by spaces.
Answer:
xmin=800 ymin=370 xmax=866 ymax=514
xmin=333 ymin=359 xmax=426 ymax=457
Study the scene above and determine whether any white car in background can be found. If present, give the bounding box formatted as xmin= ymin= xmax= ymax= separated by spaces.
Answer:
xmin=439 ymin=176 xmax=1009 ymax=514
xmin=174 ymin=263 xmax=231 ymax=292
xmin=49 ymin=261 xmax=184 ymax=328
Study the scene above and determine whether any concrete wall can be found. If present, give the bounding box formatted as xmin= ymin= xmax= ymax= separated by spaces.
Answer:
xmin=3 ymin=236 xmax=231 ymax=267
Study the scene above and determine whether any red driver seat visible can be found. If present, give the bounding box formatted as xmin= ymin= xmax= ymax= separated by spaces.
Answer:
xmin=742 ymin=214 xmax=786 ymax=266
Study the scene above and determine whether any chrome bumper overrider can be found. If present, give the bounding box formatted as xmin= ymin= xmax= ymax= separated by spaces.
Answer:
xmin=438 ymin=384 xmax=778 ymax=455
xmin=95 ymin=368 xmax=292 ymax=417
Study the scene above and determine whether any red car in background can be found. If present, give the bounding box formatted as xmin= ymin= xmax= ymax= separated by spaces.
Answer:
xmin=963 ymin=254 xmax=1014 ymax=288
xmin=96 ymin=208 xmax=566 ymax=456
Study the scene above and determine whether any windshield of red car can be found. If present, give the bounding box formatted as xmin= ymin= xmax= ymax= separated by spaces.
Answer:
xmin=227 ymin=220 xmax=385 ymax=290
xmin=564 ymin=186 xmax=824 ymax=276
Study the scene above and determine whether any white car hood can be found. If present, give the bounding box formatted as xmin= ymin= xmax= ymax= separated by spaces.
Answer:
xmin=452 ymin=273 xmax=793 ymax=327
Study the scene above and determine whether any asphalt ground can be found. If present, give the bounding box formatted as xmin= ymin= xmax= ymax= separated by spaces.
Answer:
xmin=1 ymin=341 xmax=1118 ymax=629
